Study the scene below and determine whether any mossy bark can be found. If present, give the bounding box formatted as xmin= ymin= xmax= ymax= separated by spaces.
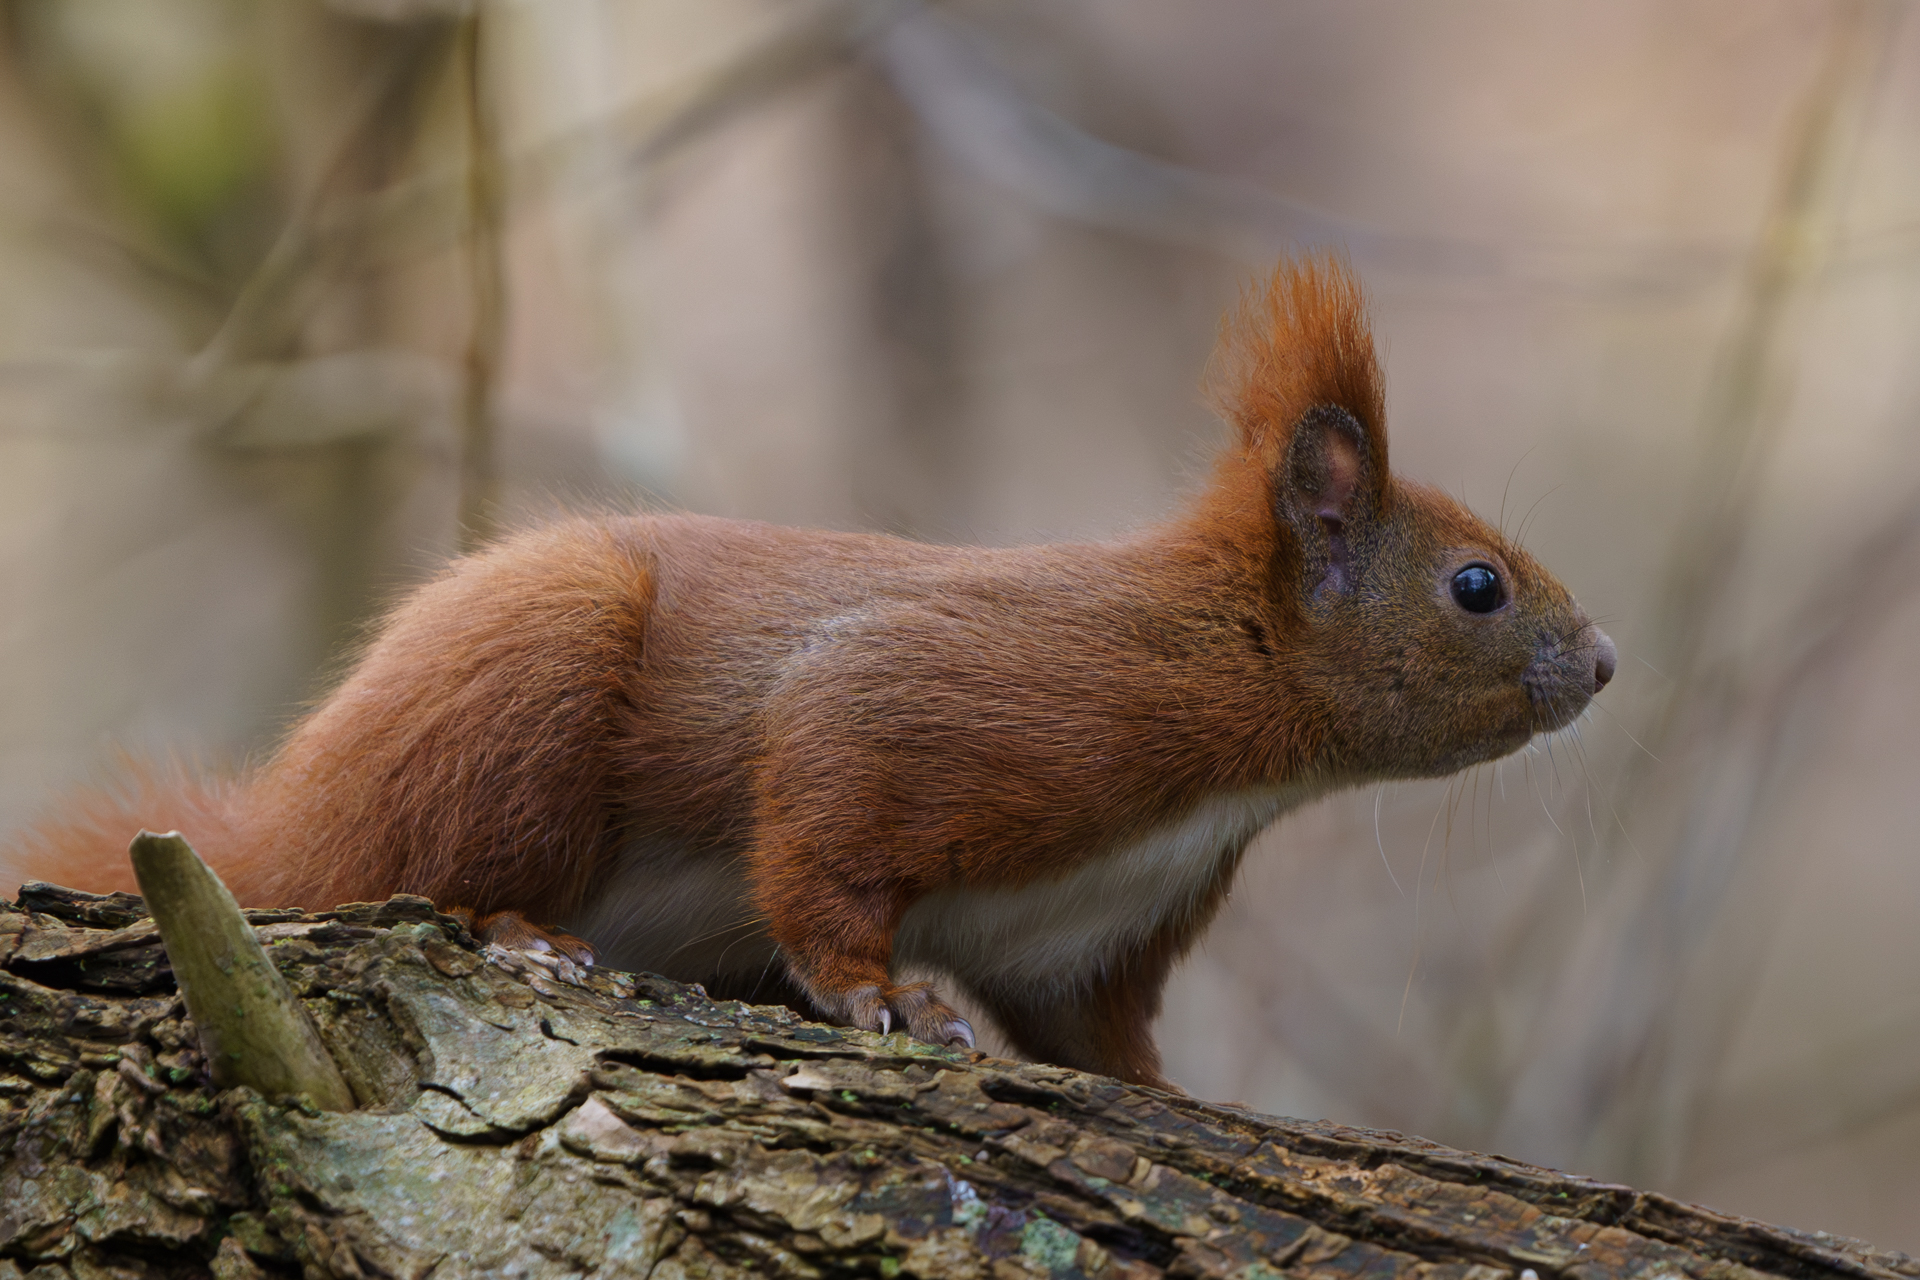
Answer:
xmin=0 ymin=882 xmax=1913 ymax=1280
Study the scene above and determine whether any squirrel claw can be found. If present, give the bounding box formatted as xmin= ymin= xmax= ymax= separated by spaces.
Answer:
xmin=823 ymin=979 xmax=969 ymax=1049
xmin=481 ymin=941 xmax=591 ymax=991
xmin=514 ymin=943 xmax=591 ymax=987
xmin=523 ymin=936 xmax=592 ymax=967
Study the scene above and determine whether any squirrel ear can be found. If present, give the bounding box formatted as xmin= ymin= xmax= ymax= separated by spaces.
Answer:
xmin=1278 ymin=405 xmax=1373 ymax=598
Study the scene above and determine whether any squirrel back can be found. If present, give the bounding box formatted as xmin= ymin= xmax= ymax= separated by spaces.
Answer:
xmin=6 ymin=256 xmax=1613 ymax=1090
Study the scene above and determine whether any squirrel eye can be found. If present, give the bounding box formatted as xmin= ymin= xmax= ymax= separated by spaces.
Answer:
xmin=1450 ymin=564 xmax=1503 ymax=613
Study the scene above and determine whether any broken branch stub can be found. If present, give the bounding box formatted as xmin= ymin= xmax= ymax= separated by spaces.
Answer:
xmin=127 ymin=829 xmax=356 ymax=1111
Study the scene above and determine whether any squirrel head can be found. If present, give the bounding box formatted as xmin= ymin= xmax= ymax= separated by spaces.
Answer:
xmin=1204 ymin=256 xmax=1615 ymax=779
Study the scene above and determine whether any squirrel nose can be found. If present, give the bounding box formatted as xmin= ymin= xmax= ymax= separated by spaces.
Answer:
xmin=1590 ymin=628 xmax=1617 ymax=693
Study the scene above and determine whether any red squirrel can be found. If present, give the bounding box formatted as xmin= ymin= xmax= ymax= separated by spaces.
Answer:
xmin=12 ymin=257 xmax=1613 ymax=1091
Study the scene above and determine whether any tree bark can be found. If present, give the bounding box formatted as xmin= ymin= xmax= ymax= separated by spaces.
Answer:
xmin=1 ymin=883 xmax=1913 ymax=1280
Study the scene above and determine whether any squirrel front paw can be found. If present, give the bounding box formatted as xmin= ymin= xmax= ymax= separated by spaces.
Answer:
xmin=820 ymin=980 xmax=975 ymax=1048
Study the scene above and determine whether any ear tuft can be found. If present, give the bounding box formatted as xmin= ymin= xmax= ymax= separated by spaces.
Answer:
xmin=1205 ymin=254 xmax=1388 ymax=500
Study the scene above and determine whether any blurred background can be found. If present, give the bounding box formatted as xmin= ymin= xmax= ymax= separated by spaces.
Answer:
xmin=2 ymin=0 xmax=1918 ymax=1249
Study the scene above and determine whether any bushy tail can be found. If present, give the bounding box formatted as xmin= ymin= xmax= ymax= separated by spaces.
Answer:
xmin=3 ymin=758 xmax=274 ymax=906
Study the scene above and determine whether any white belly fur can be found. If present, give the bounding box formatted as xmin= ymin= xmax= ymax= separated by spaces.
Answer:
xmin=570 ymin=781 xmax=1325 ymax=989
xmin=894 ymin=781 xmax=1325 ymax=995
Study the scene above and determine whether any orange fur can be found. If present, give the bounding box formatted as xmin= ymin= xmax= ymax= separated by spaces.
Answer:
xmin=16 ymin=758 xmax=247 ymax=897
xmin=7 ymin=258 xmax=1612 ymax=1090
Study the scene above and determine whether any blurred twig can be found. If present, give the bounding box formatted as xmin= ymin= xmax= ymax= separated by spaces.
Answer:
xmin=1691 ymin=1008 xmax=1920 ymax=1177
xmin=1668 ymin=484 xmax=1920 ymax=1178
xmin=0 ymin=3 xmax=898 ymax=464
xmin=456 ymin=8 xmax=503 ymax=552
xmin=1487 ymin=0 xmax=1903 ymax=1182
xmin=185 ymin=0 xmax=896 ymax=407
xmin=875 ymin=4 xmax=1742 ymax=295
xmin=1642 ymin=0 xmax=1898 ymax=731
xmin=186 ymin=16 xmax=460 ymax=374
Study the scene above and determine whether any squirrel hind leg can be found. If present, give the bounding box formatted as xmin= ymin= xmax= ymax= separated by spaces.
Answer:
xmin=449 ymin=906 xmax=596 ymax=975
